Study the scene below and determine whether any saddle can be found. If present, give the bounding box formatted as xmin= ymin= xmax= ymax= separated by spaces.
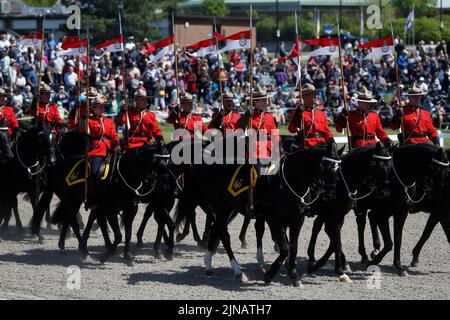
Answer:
xmin=65 ymin=154 xmax=112 ymax=187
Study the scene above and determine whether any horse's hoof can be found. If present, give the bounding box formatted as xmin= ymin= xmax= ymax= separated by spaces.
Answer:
xmin=263 ymin=272 xmax=273 ymax=284
xmin=196 ymin=241 xmax=204 ymax=249
xmin=291 ymin=280 xmax=300 ymax=287
xmin=273 ymin=244 xmax=280 ymax=253
xmin=17 ymin=227 xmax=24 ymax=234
xmin=398 ymin=270 xmax=409 ymax=277
xmin=154 ymin=250 xmax=162 ymax=260
xmin=99 ymin=253 xmax=110 ymax=264
xmin=235 ymin=273 xmax=243 ymax=282
xmin=361 ymin=257 xmax=369 ymax=266
xmin=307 ymin=261 xmax=315 ymax=274
xmin=339 ymin=274 xmax=352 ymax=284
xmin=124 ymin=252 xmax=134 ymax=261
xmin=163 ymin=249 xmax=174 ymax=261
xmin=205 ymin=269 xmax=214 ymax=276
xmin=176 ymin=233 xmax=186 ymax=243
xmin=410 ymin=259 xmax=419 ymax=268
xmin=240 ymin=241 xmax=248 ymax=249
xmin=135 ymin=240 xmax=144 ymax=248
xmin=59 ymin=249 xmax=66 ymax=255
xmin=344 ymin=263 xmax=352 ymax=273
xmin=259 ymin=266 xmax=267 ymax=274
xmin=370 ymin=250 xmax=380 ymax=260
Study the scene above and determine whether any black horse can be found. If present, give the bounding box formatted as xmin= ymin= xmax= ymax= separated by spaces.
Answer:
xmin=31 ymin=137 xmax=170 ymax=262
xmin=410 ymin=149 xmax=450 ymax=266
xmin=0 ymin=121 xmax=55 ymax=233
xmin=363 ymin=144 xmax=449 ymax=276
xmin=306 ymin=143 xmax=393 ymax=283
xmin=175 ymin=141 xmax=342 ymax=286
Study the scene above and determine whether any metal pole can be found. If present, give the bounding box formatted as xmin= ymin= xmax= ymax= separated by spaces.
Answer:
xmin=248 ymin=5 xmax=255 ymax=212
xmin=118 ymin=3 xmax=130 ymax=145
xmin=276 ymin=0 xmax=279 ymax=55
xmin=214 ymin=17 xmax=224 ymax=115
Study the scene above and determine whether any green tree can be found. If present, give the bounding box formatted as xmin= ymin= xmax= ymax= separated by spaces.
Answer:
xmin=23 ymin=0 xmax=56 ymax=6
xmin=202 ymin=0 xmax=228 ymax=17
xmin=392 ymin=0 xmax=437 ymax=16
xmin=61 ymin=0 xmax=183 ymax=44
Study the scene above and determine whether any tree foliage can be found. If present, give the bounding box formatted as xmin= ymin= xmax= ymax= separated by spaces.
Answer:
xmin=392 ymin=0 xmax=438 ymax=16
xmin=202 ymin=0 xmax=228 ymax=17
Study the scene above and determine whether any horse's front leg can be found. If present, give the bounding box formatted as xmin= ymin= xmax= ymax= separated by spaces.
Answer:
xmin=286 ymin=215 xmax=304 ymax=287
xmin=123 ymin=206 xmax=138 ymax=263
xmin=255 ymin=217 xmax=266 ymax=272
xmin=393 ymin=209 xmax=409 ymax=276
xmin=307 ymin=214 xmax=325 ymax=274
xmin=355 ymin=209 xmax=369 ymax=265
xmin=411 ymin=212 xmax=439 ymax=267
xmin=264 ymin=223 xmax=289 ymax=285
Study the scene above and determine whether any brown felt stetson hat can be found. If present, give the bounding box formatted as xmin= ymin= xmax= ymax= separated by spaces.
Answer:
xmin=39 ymin=82 xmax=51 ymax=93
xmin=133 ymin=89 xmax=153 ymax=100
xmin=406 ymin=83 xmax=427 ymax=96
xmin=356 ymin=88 xmax=377 ymax=103
xmin=180 ymin=92 xmax=194 ymax=102
xmin=250 ymin=86 xmax=268 ymax=100
xmin=222 ymin=91 xmax=234 ymax=100
xmin=294 ymin=83 xmax=320 ymax=99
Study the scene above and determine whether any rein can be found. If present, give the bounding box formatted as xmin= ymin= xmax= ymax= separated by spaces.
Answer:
xmin=281 ymin=155 xmax=341 ymax=206
xmin=116 ymin=153 xmax=169 ymax=197
xmin=15 ymin=136 xmax=46 ymax=176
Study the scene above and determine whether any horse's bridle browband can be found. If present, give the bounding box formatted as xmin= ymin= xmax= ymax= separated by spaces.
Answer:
xmin=432 ymin=158 xmax=450 ymax=167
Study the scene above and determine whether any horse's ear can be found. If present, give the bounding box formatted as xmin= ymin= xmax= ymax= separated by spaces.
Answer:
xmin=338 ymin=145 xmax=346 ymax=156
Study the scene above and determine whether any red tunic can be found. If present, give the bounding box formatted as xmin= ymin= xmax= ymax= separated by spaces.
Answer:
xmin=30 ymin=102 xmax=63 ymax=128
xmin=336 ymin=110 xmax=388 ymax=148
xmin=248 ymin=111 xmax=279 ymax=160
xmin=0 ymin=105 xmax=19 ymax=136
xmin=121 ymin=109 xmax=163 ymax=149
xmin=167 ymin=111 xmax=208 ymax=138
xmin=288 ymin=108 xmax=334 ymax=148
xmin=79 ymin=116 xmax=119 ymax=157
xmin=390 ymin=106 xmax=438 ymax=145
xmin=68 ymin=105 xmax=86 ymax=130
xmin=208 ymin=111 xmax=241 ymax=132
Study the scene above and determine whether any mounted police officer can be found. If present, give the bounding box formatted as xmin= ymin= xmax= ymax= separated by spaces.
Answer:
xmin=80 ymin=91 xmax=120 ymax=209
xmin=208 ymin=91 xmax=241 ymax=133
xmin=0 ymin=87 xmax=19 ymax=139
xmin=288 ymin=83 xmax=334 ymax=148
xmin=30 ymin=82 xmax=64 ymax=136
xmin=336 ymin=88 xmax=393 ymax=149
xmin=390 ymin=83 xmax=440 ymax=146
xmin=167 ymin=92 xmax=208 ymax=139
xmin=241 ymin=86 xmax=280 ymax=218
xmin=118 ymin=89 xmax=164 ymax=151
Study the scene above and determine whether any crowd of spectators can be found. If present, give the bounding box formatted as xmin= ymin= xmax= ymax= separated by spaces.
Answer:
xmin=0 ymin=31 xmax=449 ymax=129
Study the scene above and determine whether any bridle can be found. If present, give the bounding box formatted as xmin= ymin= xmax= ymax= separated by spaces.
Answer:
xmin=339 ymin=153 xmax=392 ymax=201
xmin=391 ymin=152 xmax=449 ymax=204
xmin=281 ymin=155 xmax=341 ymax=206
xmin=117 ymin=152 xmax=170 ymax=197
xmin=15 ymin=131 xmax=47 ymax=176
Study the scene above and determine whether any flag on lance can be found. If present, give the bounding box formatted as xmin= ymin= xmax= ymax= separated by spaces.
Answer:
xmin=302 ymin=38 xmax=340 ymax=57
xmin=186 ymin=38 xmax=218 ymax=58
xmin=359 ymin=37 xmax=394 ymax=60
xmin=150 ymin=35 xmax=174 ymax=63
xmin=59 ymin=36 xmax=88 ymax=56
xmin=218 ymin=30 xmax=251 ymax=54
xmin=18 ymin=32 xmax=43 ymax=48
xmin=94 ymin=36 xmax=124 ymax=53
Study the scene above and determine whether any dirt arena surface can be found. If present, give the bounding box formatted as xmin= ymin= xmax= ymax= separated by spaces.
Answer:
xmin=0 ymin=198 xmax=449 ymax=300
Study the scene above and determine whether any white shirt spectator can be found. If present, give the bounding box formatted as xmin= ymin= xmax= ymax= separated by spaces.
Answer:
xmin=64 ymin=70 xmax=78 ymax=88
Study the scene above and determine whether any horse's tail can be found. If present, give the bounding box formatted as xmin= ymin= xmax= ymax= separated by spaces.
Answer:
xmin=174 ymin=179 xmax=197 ymax=235
xmin=30 ymin=186 xmax=53 ymax=235
xmin=50 ymin=202 xmax=65 ymax=225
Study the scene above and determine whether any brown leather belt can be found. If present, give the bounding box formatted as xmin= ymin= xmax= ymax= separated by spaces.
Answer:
xmin=306 ymin=133 xmax=323 ymax=138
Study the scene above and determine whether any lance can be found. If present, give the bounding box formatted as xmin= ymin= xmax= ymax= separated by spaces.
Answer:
xmin=336 ymin=16 xmax=352 ymax=151
xmin=36 ymin=15 xmax=46 ymax=108
xmin=214 ymin=17 xmax=225 ymax=129
xmin=76 ymin=28 xmax=81 ymax=126
xmin=84 ymin=27 xmax=91 ymax=208
xmin=118 ymin=4 xmax=130 ymax=146
xmin=391 ymin=20 xmax=406 ymax=145
xmin=295 ymin=11 xmax=305 ymax=149
xmin=247 ymin=5 xmax=255 ymax=212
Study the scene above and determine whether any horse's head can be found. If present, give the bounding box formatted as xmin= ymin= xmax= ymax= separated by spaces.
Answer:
xmin=0 ymin=125 xmax=13 ymax=163
xmin=319 ymin=141 xmax=344 ymax=202
xmin=369 ymin=142 xmax=392 ymax=199
xmin=136 ymin=144 xmax=171 ymax=189
xmin=36 ymin=121 xmax=56 ymax=166
xmin=427 ymin=147 xmax=449 ymax=199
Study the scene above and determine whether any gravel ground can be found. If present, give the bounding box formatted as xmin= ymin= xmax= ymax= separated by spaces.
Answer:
xmin=0 ymin=197 xmax=449 ymax=300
